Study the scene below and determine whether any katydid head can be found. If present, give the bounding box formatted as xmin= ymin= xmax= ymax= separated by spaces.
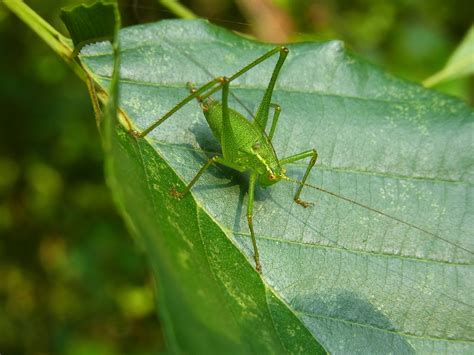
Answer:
xmin=252 ymin=144 xmax=287 ymax=187
xmin=258 ymin=167 xmax=287 ymax=187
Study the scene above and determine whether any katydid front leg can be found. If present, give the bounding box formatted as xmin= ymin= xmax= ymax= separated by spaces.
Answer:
xmin=281 ymin=149 xmax=318 ymax=208
xmin=171 ymin=156 xmax=220 ymax=199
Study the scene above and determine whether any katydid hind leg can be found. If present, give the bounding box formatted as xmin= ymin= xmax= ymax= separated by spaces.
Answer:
xmin=219 ymin=76 xmax=242 ymax=162
xmin=137 ymin=46 xmax=288 ymax=139
xmin=186 ymin=82 xmax=204 ymax=103
xmin=135 ymin=46 xmax=290 ymax=139
xmin=281 ymin=149 xmax=318 ymax=208
xmin=196 ymin=47 xmax=289 ymax=106
xmin=254 ymin=47 xmax=288 ymax=132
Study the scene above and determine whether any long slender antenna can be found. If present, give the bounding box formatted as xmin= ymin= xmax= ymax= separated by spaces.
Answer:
xmin=281 ymin=176 xmax=473 ymax=255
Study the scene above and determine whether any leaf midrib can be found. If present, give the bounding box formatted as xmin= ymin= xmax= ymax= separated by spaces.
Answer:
xmin=232 ymin=230 xmax=472 ymax=266
xmin=94 ymin=73 xmax=430 ymax=105
xmin=91 ymin=74 xmax=469 ymax=185
xmin=151 ymin=142 xmax=470 ymax=185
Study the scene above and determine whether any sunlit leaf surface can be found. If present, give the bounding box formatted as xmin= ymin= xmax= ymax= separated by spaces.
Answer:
xmin=80 ymin=20 xmax=473 ymax=353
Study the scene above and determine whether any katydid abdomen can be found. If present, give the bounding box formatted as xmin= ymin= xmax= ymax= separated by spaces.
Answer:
xmin=203 ymin=99 xmax=281 ymax=179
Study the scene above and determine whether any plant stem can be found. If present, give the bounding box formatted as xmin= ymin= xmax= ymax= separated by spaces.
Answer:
xmin=3 ymin=0 xmax=85 ymax=80
xmin=159 ymin=0 xmax=197 ymax=19
xmin=4 ymin=0 xmax=71 ymax=57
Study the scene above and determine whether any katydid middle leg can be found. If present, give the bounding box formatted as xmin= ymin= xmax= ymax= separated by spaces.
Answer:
xmin=280 ymin=149 xmax=318 ymax=208
xmin=268 ymin=103 xmax=281 ymax=141
xmin=246 ymin=173 xmax=261 ymax=273
xmin=171 ymin=155 xmax=220 ymax=199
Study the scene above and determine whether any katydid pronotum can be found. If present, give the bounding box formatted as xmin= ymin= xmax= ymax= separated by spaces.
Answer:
xmin=129 ymin=46 xmax=470 ymax=274
xmin=131 ymin=46 xmax=316 ymax=273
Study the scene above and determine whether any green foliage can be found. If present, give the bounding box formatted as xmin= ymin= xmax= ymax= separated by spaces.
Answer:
xmin=80 ymin=19 xmax=473 ymax=353
xmin=2 ymin=0 xmax=473 ymax=353
xmin=60 ymin=1 xmax=119 ymax=55
xmin=0 ymin=1 xmax=162 ymax=354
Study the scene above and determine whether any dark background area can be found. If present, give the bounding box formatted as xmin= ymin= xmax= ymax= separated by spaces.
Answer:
xmin=0 ymin=0 xmax=471 ymax=354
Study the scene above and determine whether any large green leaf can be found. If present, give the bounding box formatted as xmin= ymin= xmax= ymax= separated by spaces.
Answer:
xmin=79 ymin=20 xmax=473 ymax=353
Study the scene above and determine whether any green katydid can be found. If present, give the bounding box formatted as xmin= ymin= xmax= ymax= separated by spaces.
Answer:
xmin=131 ymin=46 xmax=317 ymax=273
xmin=130 ymin=45 xmax=470 ymax=274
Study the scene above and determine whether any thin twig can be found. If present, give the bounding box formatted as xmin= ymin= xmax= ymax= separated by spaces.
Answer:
xmin=159 ymin=0 xmax=197 ymax=19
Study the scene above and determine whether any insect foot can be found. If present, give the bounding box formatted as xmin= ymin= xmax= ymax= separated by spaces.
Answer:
xmin=170 ymin=186 xmax=184 ymax=200
xmin=186 ymin=82 xmax=195 ymax=91
xmin=129 ymin=129 xmax=142 ymax=138
xmin=295 ymin=198 xmax=314 ymax=208
xmin=255 ymin=261 xmax=262 ymax=274
xmin=218 ymin=76 xmax=229 ymax=84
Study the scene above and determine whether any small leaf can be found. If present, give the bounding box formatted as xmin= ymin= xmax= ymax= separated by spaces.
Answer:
xmin=424 ymin=26 xmax=474 ymax=87
xmin=60 ymin=0 xmax=119 ymax=55
xmin=3 ymin=0 xmax=73 ymax=60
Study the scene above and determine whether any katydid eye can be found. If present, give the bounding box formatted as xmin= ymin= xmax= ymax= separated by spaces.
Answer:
xmin=268 ymin=174 xmax=276 ymax=180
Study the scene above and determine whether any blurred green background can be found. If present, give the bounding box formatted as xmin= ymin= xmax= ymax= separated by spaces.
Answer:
xmin=0 ymin=1 xmax=471 ymax=354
